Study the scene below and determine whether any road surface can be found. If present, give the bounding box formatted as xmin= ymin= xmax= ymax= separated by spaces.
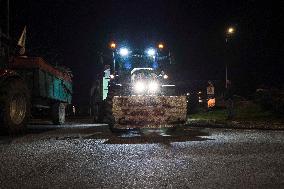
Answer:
xmin=0 ymin=123 xmax=283 ymax=188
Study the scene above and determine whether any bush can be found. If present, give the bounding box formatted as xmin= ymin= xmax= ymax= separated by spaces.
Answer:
xmin=254 ymin=89 xmax=284 ymax=115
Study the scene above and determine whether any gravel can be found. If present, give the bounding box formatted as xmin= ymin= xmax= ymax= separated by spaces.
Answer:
xmin=0 ymin=124 xmax=283 ymax=189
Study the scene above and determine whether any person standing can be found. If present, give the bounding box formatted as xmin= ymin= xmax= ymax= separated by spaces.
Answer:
xmin=207 ymin=81 xmax=215 ymax=109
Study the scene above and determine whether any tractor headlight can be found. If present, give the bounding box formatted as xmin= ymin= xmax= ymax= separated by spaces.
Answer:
xmin=146 ymin=48 xmax=156 ymax=57
xmin=148 ymin=81 xmax=159 ymax=93
xmin=134 ymin=81 xmax=146 ymax=93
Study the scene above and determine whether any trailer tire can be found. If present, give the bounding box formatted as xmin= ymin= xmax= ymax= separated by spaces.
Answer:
xmin=52 ymin=102 xmax=65 ymax=125
xmin=0 ymin=79 xmax=30 ymax=134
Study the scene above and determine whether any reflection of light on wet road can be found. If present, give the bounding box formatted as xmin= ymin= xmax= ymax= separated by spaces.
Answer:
xmin=0 ymin=124 xmax=213 ymax=145
xmin=160 ymin=133 xmax=171 ymax=137
xmin=101 ymin=126 xmax=213 ymax=144
xmin=119 ymin=132 xmax=141 ymax=138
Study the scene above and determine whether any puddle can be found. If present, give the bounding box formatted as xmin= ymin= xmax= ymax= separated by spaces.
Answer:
xmin=94 ymin=126 xmax=213 ymax=144
xmin=0 ymin=124 xmax=213 ymax=145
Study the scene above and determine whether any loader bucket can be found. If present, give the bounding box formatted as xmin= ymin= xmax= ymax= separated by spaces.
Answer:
xmin=112 ymin=96 xmax=187 ymax=129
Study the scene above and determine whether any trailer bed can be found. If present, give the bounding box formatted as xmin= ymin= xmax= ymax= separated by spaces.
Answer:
xmin=9 ymin=57 xmax=72 ymax=103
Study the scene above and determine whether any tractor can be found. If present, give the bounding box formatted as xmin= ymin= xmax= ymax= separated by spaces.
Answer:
xmin=91 ymin=43 xmax=187 ymax=130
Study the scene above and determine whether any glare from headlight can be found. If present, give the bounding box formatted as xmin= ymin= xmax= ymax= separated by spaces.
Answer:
xmin=148 ymin=81 xmax=159 ymax=93
xmin=119 ymin=48 xmax=129 ymax=56
xmin=134 ymin=81 xmax=146 ymax=93
xmin=146 ymin=48 xmax=156 ymax=56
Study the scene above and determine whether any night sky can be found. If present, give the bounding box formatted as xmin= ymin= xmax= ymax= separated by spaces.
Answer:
xmin=2 ymin=0 xmax=284 ymax=104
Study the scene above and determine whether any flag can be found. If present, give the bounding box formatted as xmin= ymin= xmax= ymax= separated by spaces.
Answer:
xmin=17 ymin=26 xmax=26 ymax=55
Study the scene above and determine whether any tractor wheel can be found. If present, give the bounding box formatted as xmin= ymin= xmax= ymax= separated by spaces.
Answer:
xmin=0 ymin=79 xmax=30 ymax=134
xmin=52 ymin=102 xmax=66 ymax=125
xmin=103 ymin=85 xmax=126 ymax=133
xmin=103 ymin=95 xmax=128 ymax=133
xmin=103 ymin=97 xmax=115 ymax=127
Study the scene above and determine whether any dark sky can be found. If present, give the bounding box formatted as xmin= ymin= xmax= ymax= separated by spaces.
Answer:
xmin=2 ymin=0 xmax=284 ymax=103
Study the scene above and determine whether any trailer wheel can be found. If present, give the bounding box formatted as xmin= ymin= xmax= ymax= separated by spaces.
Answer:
xmin=52 ymin=102 xmax=65 ymax=125
xmin=0 ymin=79 xmax=30 ymax=134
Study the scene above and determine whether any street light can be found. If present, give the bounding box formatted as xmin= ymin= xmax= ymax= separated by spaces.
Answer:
xmin=226 ymin=27 xmax=235 ymax=35
xmin=225 ymin=26 xmax=236 ymax=88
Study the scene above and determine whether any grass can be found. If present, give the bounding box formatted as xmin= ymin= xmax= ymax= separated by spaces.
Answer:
xmin=189 ymin=109 xmax=227 ymax=122
xmin=189 ymin=103 xmax=283 ymax=123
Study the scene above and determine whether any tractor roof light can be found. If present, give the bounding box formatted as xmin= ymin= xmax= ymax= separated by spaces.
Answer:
xmin=119 ymin=48 xmax=129 ymax=57
xmin=110 ymin=42 xmax=116 ymax=49
xmin=158 ymin=43 xmax=164 ymax=49
xmin=146 ymin=48 xmax=156 ymax=57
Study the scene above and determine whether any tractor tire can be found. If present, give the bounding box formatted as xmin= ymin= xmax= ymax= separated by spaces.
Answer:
xmin=103 ymin=94 xmax=127 ymax=133
xmin=103 ymin=83 xmax=126 ymax=133
xmin=0 ymin=79 xmax=30 ymax=134
xmin=103 ymin=97 xmax=115 ymax=126
xmin=51 ymin=102 xmax=66 ymax=125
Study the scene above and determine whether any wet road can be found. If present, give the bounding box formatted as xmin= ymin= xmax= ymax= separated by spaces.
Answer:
xmin=0 ymin=124 xmax=283 ymax=189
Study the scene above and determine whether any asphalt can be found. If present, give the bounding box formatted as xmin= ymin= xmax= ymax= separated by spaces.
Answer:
xmin=0 ymin=123 xmax=283 ymax=189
